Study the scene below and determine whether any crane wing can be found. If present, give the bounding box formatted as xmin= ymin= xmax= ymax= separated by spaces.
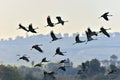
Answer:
xmin=75 ymin=34 xmax=80 ymax=42
xmin=50 ymin=31 xmax=57 ymax=40
xmin=100 ymin=27 xmax=110 ymax=37
xmin=19 ymin=24 xmax=28 ymax=32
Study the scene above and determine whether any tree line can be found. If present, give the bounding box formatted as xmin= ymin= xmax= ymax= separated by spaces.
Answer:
xmin=0 ymin=58 xmax=120 ymax=80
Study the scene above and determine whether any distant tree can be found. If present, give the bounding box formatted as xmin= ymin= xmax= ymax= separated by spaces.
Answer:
xmin=0 ymin=65 xmax=24 ymax=80
xmin=91 ymin=73 xmax=110 ymax=80
xmin=24 ymin=72 xmax=39 ymax=80
xmin=109 ymin=64 xmax=117 ymax=71
xmin=88 ymin=59 xmax=101 ymax=75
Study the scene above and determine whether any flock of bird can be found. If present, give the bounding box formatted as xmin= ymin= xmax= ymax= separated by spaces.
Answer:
xmin=16 ymin=12 xmax=116 ymax=79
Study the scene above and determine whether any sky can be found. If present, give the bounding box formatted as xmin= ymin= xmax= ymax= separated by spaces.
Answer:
xmin=0 ymin=0 xmax=120 ymax=39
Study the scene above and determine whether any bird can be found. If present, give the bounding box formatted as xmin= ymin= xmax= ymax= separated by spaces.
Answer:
xmin=18 ymin=24 xmax=29 ymax=32
xmin=73 ymin=34 xmax=85 ymax=45
xmin=43 ymin=71 xmax=56 ymax=80
xmin=50 ymin=31 xmax=62 ymax=43
xmin=58 ymin=59 xmax=67 ymax=64
xmin=28 ymin=24 xmax=38 ymax=33
xmin=34 ymin=63 xmax=42 ymax=67
xmin=31 ymin=44 xmax=43 ymax=53
xmin=99 ymin=12 xmax=112 ymax=21
xmin=45 ymin=16 xmax=54 ymax=27
xmin=41 ymin=57 xmax=49 ymax=63
xmin=47 ymin=71 xmax=56 ymax=75
xmin=85 ymin=31 xmax=97 ymax=43
xmin=17 ymin=55 xmax=29 ymax=62
xmin=55 ymin=16 xmax=68 ymax=25
xmin=57 ymin=66 xmax=66 ymax=71
xmin=87 ymin=27 xmax=98 ymax=36
xmin=53 ymin=47 xmax=66 ymax=57
xmin=99 ymin=27 xmax=111 ymax=37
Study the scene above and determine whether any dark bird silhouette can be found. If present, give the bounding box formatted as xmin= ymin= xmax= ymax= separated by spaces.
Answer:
xmin=85 ymin=31 xmax=96 ymax=43
xmin=58 ymin=59 xmax=67 ymax=64
xmin=43 ymin=71 xmax=56 ymax=80
xmin=73 ymin=34 xmax=85 ymax=45
xmin=45 ymin=71 xmax=56 ymax=75
xmin=45 ymin=16 xmax=54 ymax=27
xmin=31 ymin=44 xmax=43 ymax=53
xmin=100 ymin=27 xmax=111 ymax=37
xmin=28 ymin=24 xmax=38 ymax=33
xmin=41 ymin=57 xmax=49 ymax=63
xmin=55 ymin=16 xmax=68 ymax=25
xmin=18 ymin=24 xmax=29 ymax=32
xmin=17 ymin=55 xmax=29 ymax=62
xmin=53 ymin=47 xmax=66 ymax=57
xmin=57 ymin=66 xmax=66 ymax=71
xmin=99 ymin=12 xmax=112 ymax=21
xmin=87 ymin=28 xmax=98 ymax=36
xmin=34 ymin=63 xmax=42 ymax=67
xmin=50 ymin=31 xmax=62 ymax=42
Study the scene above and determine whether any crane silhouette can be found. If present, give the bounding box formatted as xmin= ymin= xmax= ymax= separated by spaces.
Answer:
xmin=85 ymin=31 xmax=97 ymax=43
xmin=53 ymin=47 xmax=66 ymax=57
xmin=17 ymin=55 xmax=29 ymax=62
xmin=47 ymin=71 xmax=56 ymax=75
xmin=57 ymin=66 xmax=66 ymax=71
xmin=40 ymin=57 xmax=49 ymax=63
xmin=73 ymin=34 xmax=85 ymax=45
xmin=87 ymin=27 xmax=98 ymax=36
xmin=28 ymin=24 xmax=38 ymax=33
xmin=50 ymin=31 xmax=62 ymax=43
xmin=58 ymin=59 xmax=67 ymax=64
xmin=99 ymin=12 xmax=112 ymax=21
xmin=18 ymin=24 xmax=29 ymax=32
xmin=34 ymin=63 xmax=42 ymax=67
xmin=55 ymin=16 xmax=68 ymax=25
xmin=31 ymin=44 xmax=43 ymax=53
xmin=99 ymin=27 xmax=111 ymax=37
xmin=43 ymin=71 xmax=56 ymax=80
xmin=45 ymin=16 xmax=54 ymax=27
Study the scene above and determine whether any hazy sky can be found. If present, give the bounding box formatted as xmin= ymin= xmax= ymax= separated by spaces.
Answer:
xmin=0 ymin=0 xmax=120 ymax=39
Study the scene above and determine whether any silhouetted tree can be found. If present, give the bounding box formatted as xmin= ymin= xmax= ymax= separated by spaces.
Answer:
xmin=88 ymin=59 xmax=101 ymax=75
xmin=0 ymin=65 xmax=24 ymax=80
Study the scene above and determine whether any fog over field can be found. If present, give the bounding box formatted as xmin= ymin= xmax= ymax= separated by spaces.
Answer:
xmin=0 ymin=32 xmax=120 ymax=67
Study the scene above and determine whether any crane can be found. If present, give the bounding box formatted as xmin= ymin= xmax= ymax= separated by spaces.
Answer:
xmin=53 ymin=47 xmax=66 ymax=57
xmin=55 ymin=16 xmax=68 ymax=25
xmin=31 ymin=44 xmax=43 ymax=53
xmin=73 ymin=34 xmax=85 ymax=45
xmin=50 ymin=31 xmax=62 ymax=43
xmin=99 ymin=12 xmax=112 ymax=21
